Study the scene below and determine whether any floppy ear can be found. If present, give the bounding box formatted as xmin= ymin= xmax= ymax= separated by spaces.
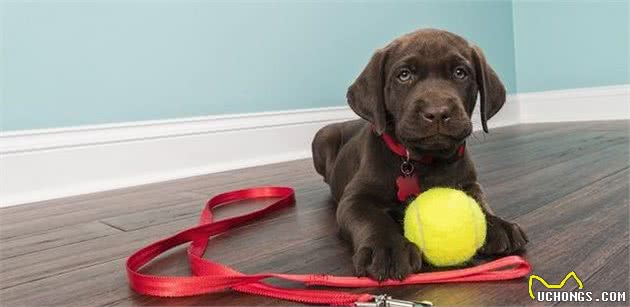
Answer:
xmin=471 ymin=46 xmax=506 ymax=133
xmin=346 ymin=48 xmax=389 ymax=134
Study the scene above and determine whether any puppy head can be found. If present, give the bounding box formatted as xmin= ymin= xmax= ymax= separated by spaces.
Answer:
xmin=347 ymin=29 xmax=506 ymax=157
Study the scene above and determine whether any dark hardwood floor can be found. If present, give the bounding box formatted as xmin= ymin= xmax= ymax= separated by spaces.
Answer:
xmin=1 ymin=121 xmax=628 ymax=306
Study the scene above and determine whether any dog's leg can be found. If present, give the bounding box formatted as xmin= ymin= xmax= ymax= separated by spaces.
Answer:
xmin=337 ymin=190 xmax=422 ymax=281
xmin=312 ymin=120 xmax=364 ymax=182
xmin=312 ymin=123 xmax=344 ymax=183
xmin=463 ymin=182 xmax=528 ymax=255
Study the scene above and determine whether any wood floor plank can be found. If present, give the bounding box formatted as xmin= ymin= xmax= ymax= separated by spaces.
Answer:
xmin=516 ymin=170 xmax=629 ymax=303
xmin=0 ymin=191 xmax=202 ymax=241
xmin=563 ymin=246 xmax=629 ymax=306
xmin=466 ymin=120 xmax=626 ymax=147
xmin=0 ymin=188 xmax=340 ymax=306
xmin=469 ymin=125 xmax=610 ymax=158
xmin=0 ymin=257 xmax=131 ymax=307
xmin=471 ymin=130 xmax=627 ymax=174
xmin=480 ymin=143 xmax=628 ymax=219
xmin=478 ymin=132 xmax=628 ymax=188
xmin=100 ymin=182 xmax=327 ymax=232
xmin=1 ymin=221 xmax=121 ymax=260
xmin=0 ymin=184 xmax=333 ymax=291
xmin=0 ymin=216 xmax=196 ymax=290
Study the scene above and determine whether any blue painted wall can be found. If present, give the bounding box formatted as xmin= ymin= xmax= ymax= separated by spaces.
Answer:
xmin=512 ymin=0 xmax=629 ymax=93
xmin=1 ymin=1 xmax=516 ymax=131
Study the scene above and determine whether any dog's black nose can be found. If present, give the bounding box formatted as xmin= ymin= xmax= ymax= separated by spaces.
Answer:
xmin=421 ymin=106 xmax=451 ymax=123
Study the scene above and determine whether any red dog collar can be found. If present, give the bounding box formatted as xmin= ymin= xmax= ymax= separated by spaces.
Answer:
xmin=379 ymin=131 xmax=465 ymax=202
xmin=380 ymin=131 xmax=466 ymax=163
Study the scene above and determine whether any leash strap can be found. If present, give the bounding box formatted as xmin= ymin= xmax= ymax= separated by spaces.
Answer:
xmin=126 ymin=187 xmax=531 ymax=306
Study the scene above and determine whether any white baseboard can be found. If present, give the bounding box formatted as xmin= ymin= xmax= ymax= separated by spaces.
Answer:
xmin=473 ymin=94 xmax=521 ymax=129
xmin=3 ymin=84 xmax=626 ymax=207
xmin=518 ymin=84 xmax=630 ymax=123
xmin=0 ymin=107 xmax=358 ymax=207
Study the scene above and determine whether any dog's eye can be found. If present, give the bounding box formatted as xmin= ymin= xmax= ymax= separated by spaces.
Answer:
xmin=453 ymin=67 xmax=468 ymax=80
xmin=397 ymin=68 xmax=413 ymax=82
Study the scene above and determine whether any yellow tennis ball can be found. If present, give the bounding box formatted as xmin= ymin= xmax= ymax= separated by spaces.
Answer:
xmin=403 ymin=187 xmax=486 ymax=267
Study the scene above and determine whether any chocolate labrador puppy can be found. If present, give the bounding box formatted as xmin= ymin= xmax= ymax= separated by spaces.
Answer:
xmin=312 ymin=29 xmax=527 ymax=281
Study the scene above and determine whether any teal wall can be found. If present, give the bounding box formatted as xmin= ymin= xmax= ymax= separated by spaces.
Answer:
xmin=4 ymin=1 xmax=629 ymax=132
xmin=1 ymin=0 xmax=515 ymax=131
xmin=512 ymin=0 xmax=629 ymax=93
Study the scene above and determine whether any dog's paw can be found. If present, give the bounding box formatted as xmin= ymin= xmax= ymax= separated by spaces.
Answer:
xmin=480 ymin=215 xmax=528 ymax=255
xmin=352 ymin=236 xmax=422 ymax=281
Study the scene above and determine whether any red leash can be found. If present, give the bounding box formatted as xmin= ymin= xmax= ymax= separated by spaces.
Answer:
xmin=126 ymin=187 xmax=531 ymax=306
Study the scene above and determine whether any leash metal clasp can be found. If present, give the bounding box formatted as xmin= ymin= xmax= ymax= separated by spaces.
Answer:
xmin=355 ymin=294 xmax=433 ymax=307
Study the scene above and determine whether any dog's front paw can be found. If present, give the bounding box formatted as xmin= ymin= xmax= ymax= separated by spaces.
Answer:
xmin=352 ymin=235 xmax=422 ymax=281
xmin=480 ymin=215 xmax=528 ymax=255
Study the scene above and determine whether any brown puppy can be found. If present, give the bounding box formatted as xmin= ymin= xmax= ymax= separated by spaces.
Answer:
xmin=312 ymin=29 xmax=528 ymax=281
